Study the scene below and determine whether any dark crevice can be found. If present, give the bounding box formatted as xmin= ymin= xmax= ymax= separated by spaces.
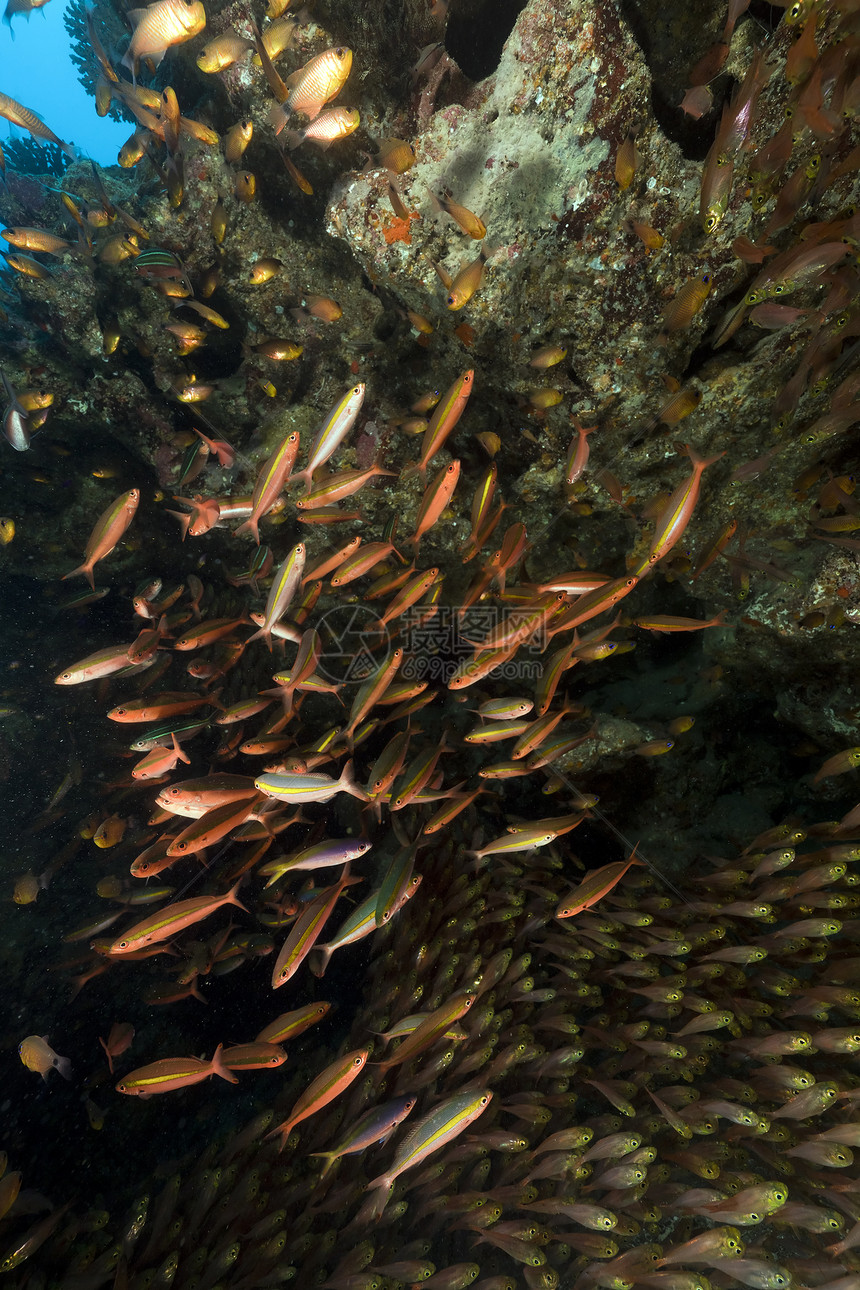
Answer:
xmin=617 ymin=0 xmax=736 ymax=161
xmin=445 ymin=0 xmax=527 ymax=81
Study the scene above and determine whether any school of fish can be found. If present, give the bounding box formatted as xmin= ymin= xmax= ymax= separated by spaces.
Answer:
xmin=1 ymin=0 xmax=860 ymax=1285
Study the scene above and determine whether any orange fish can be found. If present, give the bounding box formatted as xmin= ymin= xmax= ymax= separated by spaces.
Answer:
xmin=116 ymin=1044 xmax=238 ymax=1096
xmin=275 ymin=46 xmax=353 ymax=122
xmin=98 ymin=1022 xmax=135 ymax=1074
xmin=556 ymin=849 xmax=644 ymax=919
xmin=107 ymin=880 xmax=247 ymax=954
xmin=62 ymin=488 xmax=140 ymax=590
xmin=266 ymin=1048 xmax=368 ymax=1149
xmin=0 ymin=91 xmax=74 ymax=157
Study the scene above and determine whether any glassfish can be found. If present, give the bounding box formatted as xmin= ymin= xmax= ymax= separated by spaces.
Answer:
xmin=98 ymin=1022 xmax=135 ymax=1074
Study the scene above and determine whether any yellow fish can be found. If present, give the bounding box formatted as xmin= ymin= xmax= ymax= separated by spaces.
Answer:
xmin=19 ymin=1036 xmax=72 ymax=1082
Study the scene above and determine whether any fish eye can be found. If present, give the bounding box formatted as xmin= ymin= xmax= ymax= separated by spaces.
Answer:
xmin=702 ymin=273 xmax=711 ymax=284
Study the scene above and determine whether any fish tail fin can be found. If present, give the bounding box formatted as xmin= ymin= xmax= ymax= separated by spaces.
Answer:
xmin=283 ymin=128 xmax=304 ymax=150
xmin=287 ymin=466 xmax=310 ymax=492
xmin=171 ymin=734 xmax=190 ymax=765
xmin=425 ymin=184 xmax=444 ymax=214
xmin=363 ymin=1179 xmax=394 ymax=1219
xmin=210 ymin=1043 xmax=239 ymax=1084
xmin=62 ymin=562 xmax=95 ymax=590
xmin=244 ymin=624 xmax=269 ymax=648
xmin=263 ymin=1117 xmax=292 ymax=1149
xmin=309 ymin=945 xmax=331 ymax=978
xmin=685 ymin=443 xmax=725 ymax=470
xmin=167 ymin=510 xmax=192 ymax=541
xmin=340 ymin=758 xmax=369 ymax=802
xmin=226 ymin=878 xmax=249 ymax=913
xmin=233 ymin=516 xmax=260 ymax=544
xmin=268 ymin=102 xmax=288 ymax=135
xmin=55 ymin=1055 xmax=73 ymax=1080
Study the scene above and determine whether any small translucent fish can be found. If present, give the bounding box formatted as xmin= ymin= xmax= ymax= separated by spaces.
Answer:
xmin=814 ymin=746 xmax=860 ymax=783
xmin=696 ymin=1182 xmax=788 ymax=1223
xmin=658 ymin=1226 xmax=744 ymax=1266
